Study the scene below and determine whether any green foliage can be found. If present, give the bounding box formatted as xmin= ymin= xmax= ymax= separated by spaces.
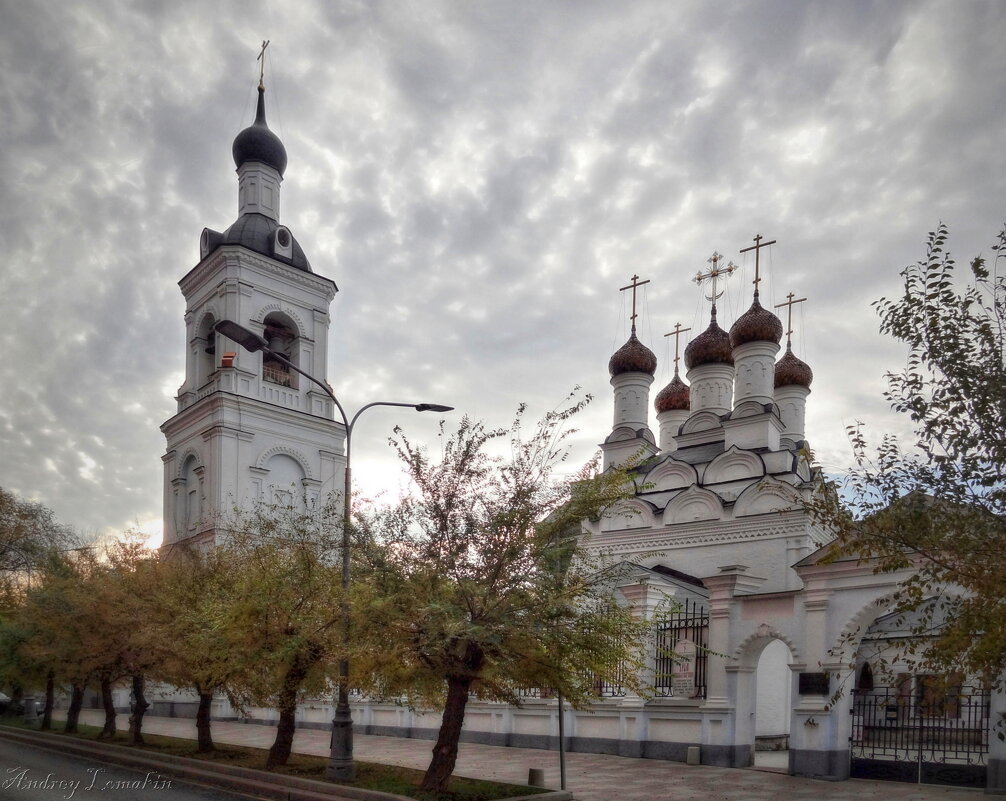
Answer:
xmin=814 ymin=222 xmax=1006 ymax=683
xmin=352 ymin=392 xmax=648 ymax=790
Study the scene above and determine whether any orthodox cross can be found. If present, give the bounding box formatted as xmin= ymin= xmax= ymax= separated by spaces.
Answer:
xmin=739 ymin=233 xmax=777 ymax=297
xmin=663 ymin=323 xmax=692 ymax=375
xmin=774 ymin=292 xmax=807 ymax=348
xmin=257 ymin=40 xmax=271 ymax=90
xmin=619 ymin=274 xmax=651 ymax=334
xmin=693 ymin=251 xmax=738 ymax=309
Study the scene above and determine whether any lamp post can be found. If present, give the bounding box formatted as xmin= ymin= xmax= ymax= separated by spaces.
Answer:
xmin=214 ymin=319 xmax=452 ymax=780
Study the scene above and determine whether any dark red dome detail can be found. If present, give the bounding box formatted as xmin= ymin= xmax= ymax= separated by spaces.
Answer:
xmin=729 ymin=296 xmax=783 ymax=347
xmin=774 ymin=347 xmax=814 ymax=388
xmin=684 ymin=314 xmax=733 ymax=370
xmin=655 ymin=373 xmax=690 ymax=412
xmin=608 ymin=333 xmax=657 ymax=377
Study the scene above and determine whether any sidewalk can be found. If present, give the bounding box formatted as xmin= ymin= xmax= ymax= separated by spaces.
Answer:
xmin=66 ymin=710 xmax=980 ymax=801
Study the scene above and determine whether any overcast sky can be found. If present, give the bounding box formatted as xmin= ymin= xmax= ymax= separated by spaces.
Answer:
xmin=1 ymin=0 xmax=1004 ymax=543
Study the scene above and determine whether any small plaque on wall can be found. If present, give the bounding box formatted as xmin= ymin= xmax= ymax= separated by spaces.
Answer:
xmin=799 ymin=672 xmax=830 ymax=695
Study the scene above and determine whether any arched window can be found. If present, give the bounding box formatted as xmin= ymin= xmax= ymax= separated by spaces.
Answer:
xmin=266 ymin=453 xmax=305 ymax=507
xmin=857 ymin=661 xmax=875 ymax=691
xmin=262 ymin=313 xmax=297 ymax=388
xmin=196 ymin=315 xmax=217 ymax=386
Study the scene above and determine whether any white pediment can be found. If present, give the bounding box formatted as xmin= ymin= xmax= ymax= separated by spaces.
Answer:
xmin=643 ymin=458 xmax=699 ymax=492
xmin=599 ymin=499 xmax=654 ymax=532
xmin=662 ymin=486 xmax=724 ymax=524
xmin=702 ymin=446 xmax=765 ymax=485
xmin=733 ymin=476 xmax=801 ymax=517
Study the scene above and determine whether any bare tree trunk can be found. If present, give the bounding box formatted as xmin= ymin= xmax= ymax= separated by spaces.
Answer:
xmin=195 ymin=686 xmax=214 ymax=753
xmin=98 ymin=677 xmax=116 ymax=739
xmin=41 ymin=672 xmax=55 ymax=730
xmin=421 ymin=674 xmax=474 ymax=792
xmin=265 ymin=646 xmax=320 ymax=769
xmin=128 ymin=674 xmax=149 ymax=744
xmin=65 ymin=684 xmax=84 ymax=733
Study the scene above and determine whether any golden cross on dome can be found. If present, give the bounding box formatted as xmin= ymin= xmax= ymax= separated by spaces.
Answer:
xmin=257 ymin=40 xmax=271 ymax=90
xmin=774 ymin=291 xmax=807 ymax=348
xmin=663 ymin=323 xmax=692 ymax=375
xmin=739 ymin=233 xmax=777 ymax=297
xmin=693 ymin=252 xmax=738 ymax=307
xmin=619 ymin=274 xmax=651 ymax=334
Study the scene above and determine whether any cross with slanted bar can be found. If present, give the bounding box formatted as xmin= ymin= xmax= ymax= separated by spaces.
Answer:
xmin=739 ymin=233 xmax=777 ymax=297
xmin=663 ymin=323 xmax=692 ymax=375
xmin=774 ymin=292 xmax=807 ymax=348
xmin=257 ymin=40 xmax=271 ymax=89
xmin=619 ymin=274 xmax=651 ymax=334
xmin=693 ymin=252 xmax=738 ymax=307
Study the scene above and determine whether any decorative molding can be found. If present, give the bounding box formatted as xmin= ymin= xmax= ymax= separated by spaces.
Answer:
xmin=702 ymin=446 xmax=765 ymax=485
xmin=251 ymin=302 xmax=309 ymax=338
xmin=732 ymin=623 xmax=802 ymax=665
xmin=662 ymin=485 xmax=723 ymax=524
xmin=643 ymin=458 xmax=698 ymax=492
xmin=255 ymin=444 xmax=315 ymax=479
xmin=586 ymin=515 xmax=807 ymax=552
xmin=733 ymin=476 xmax=801 ymax=517
xmin=175 ymin=448 xmax=203 ymax=479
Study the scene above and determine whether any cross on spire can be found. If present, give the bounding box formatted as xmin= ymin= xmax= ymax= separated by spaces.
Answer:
xmin=739 ymin=233 xmax=777 ymax=298
xmin=693 ymin=251 xmax=738 ymax=314
xmin=663 ymin=323 xmax=692 ymax=376
xmin=257 ymin=40 xmax=271 ymax=90
xmin=619 ymin=274 xmax=651 ymax=334
xmin=774 ymin=291 xmax=807 ymax=348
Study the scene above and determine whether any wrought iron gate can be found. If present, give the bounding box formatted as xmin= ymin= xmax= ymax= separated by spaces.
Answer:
xmin=850 ymin=685 xmax=989 ymax=787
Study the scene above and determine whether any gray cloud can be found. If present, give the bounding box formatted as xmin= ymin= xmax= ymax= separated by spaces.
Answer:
xmin=1 ymin=0 xmax=1004 ymax=537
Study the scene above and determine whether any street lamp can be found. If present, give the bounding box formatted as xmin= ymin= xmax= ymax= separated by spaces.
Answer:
xmin=214 ymin=319 xmax=452 ymax=780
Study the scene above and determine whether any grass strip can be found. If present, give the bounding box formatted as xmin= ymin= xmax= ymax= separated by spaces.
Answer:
xmin=0 ymin=717 xmax=547 ymax=801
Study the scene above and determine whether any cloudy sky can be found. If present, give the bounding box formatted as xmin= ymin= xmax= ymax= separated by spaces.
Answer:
xmin=1 ymin=0 xmax=1004 ymax=543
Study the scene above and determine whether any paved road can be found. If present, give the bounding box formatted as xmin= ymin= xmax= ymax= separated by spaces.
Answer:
xmin=0 ymin=738 xmax=262 ymax=801
xmin=60 ymin=711 xmax=983 ymax=801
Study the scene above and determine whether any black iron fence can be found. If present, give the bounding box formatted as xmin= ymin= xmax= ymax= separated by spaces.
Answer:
xmin=653 ymin=598 xmax=708 ymax=699
xmin=850 ymin=683 xmax=990 ymax=787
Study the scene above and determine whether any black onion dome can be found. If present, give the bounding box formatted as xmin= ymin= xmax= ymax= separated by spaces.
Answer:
xmin=729 ymin=296 xmax=784 ymax=347
xmin=684 ymin=314 xmax=733 ymax=370
xmin=221 ymin=213 xmax=312 ymax=272
xmin=608 ymin=333 xmax=657 ymax=377
xmin=655 ymin=373 xmax=690 ymax=412
xmin=775 ymin=347 xmax=814 ymax=388
xmin=232 ymin=87 xmax=288 ymax=177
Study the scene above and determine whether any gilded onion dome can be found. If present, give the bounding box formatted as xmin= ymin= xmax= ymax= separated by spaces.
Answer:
xmin=608 ymin=332 xmax=657 ymax=377
xmin=774 ymin=346 xmax=814 ymax=388
xmin=684 ymin=309 xmax=734 ymax=369
xmin=729 ymin=296 xmax=784 ymax=347
xmin=654 ymin=373 xmax=690 ymax=412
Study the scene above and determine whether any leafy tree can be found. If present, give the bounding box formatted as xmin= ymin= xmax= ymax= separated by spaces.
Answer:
xmin=149 ymin=544 xmax=240 ymax=752
xmin=813 ymin=222 xmax=1006 ymax=683
xmin=215 ymin=500 xmax=345 ymax=769
xmin=0 ymin=487 xmax=77 ymax=590
xmin=353 ymin=395 xmax=650 ymax=793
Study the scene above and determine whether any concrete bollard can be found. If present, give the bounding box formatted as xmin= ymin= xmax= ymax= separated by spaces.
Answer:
xmin=686 ymin=746 xmax=701 ymax=766
xmin=528 ymin=768 xmax=546 ymax=787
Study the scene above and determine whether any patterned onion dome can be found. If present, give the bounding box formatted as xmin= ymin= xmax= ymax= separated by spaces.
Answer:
xmin=684 ymin=314 xmax=733 ymax=370
xmin=608 ymin=332 xmax=657 ymax=377
xmin=729 ymin=296 xmax=784 ymax=347
xmin=654 ymin=373 xmax=690 ymax=412
xmin=774 ymin=347 xmax=814 ymax=388
xmin=232 ymin=87 xmax=288 ymax=177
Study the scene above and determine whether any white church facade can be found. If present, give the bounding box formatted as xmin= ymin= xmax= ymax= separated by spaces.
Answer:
xmin=160 ymin=82 xmax=344 ymax=548
xmin=151 ymin=76 xmax=1003 ymax=792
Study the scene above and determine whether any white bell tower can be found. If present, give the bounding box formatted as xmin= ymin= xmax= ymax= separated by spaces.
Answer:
xmin=161 ymin=78 xmax=344 ymax=548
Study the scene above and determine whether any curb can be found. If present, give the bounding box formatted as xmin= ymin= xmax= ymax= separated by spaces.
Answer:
xmin=0 ymin=725 xmax=573 ymax=801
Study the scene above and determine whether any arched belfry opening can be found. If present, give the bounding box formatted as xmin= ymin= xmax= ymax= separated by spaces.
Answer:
xmin=262 ymin=312 xmax=297 ymax=388
xmin=195 ymin=314 xmax=217 ymax=387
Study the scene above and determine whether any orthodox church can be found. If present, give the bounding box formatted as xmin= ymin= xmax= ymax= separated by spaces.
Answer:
xmin=160 ymin=78 xmax=344 ymax=548
xmin=152 ymin=71 xmax=1002 ymax=792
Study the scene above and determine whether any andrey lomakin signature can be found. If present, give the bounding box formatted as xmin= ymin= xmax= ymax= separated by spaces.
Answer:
xmin=3 ymin=766 xmax=172 ymax=799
